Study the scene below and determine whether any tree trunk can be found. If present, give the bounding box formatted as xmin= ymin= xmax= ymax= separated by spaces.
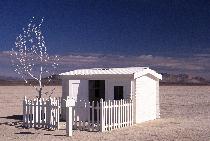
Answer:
xmin=38 ymin=88 xmax=42 ymax=99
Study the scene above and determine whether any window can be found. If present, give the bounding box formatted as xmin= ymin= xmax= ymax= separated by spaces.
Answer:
xmin=114 ymin=86 xmax=124 ymax=100
xmin=89 ymin=80 xmax=105 ymax=102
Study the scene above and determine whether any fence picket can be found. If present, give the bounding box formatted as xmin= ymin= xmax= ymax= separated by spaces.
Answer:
xmin=110 ymin=100 xmax=112 ymax=130
xmin=33 ymin=99 xmax=36 ymax=128
xmin=91 ymin=101 xmax=94 ymax=131
xmin=96 ymin=101 xmax=99 ymax=130
xmin=26 ymin=99 xmax=29 ymax=128
xmin=57 ymin=98 xmax=60 ymax=130
xmin=23 ymin=97 xmax=26 ymax=127
xmin=87 ymin=102 xmax=90 ymax=131
xmin=29 ymin=100 xmax=32 ymax=128
xmin=105 ymin=101 xmax=107 ymax=131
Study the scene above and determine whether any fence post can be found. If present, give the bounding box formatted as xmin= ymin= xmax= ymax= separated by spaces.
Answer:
xmin=131 ymin=99 xmax=133 ymax=125
xmin=65 ymin=97 xmax=75 ymax=137
xmin=100 ymin=99 xmax=105 ymax=132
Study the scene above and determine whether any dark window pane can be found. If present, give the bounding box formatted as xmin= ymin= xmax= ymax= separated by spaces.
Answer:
xmin=95 ymin=89 xmax=100 ymax=98
xmin=89 ymin=80 xmax=105 ymax=102
xmin=114 ymin=86 xmax=123 ymax=100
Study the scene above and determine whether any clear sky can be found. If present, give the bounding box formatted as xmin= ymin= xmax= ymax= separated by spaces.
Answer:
xmin=1 ymin=0 xmax=210 ymax=78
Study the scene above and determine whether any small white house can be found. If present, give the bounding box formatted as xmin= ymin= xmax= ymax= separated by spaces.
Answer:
xmin=60 ymin=67 xmax=162 ymax=124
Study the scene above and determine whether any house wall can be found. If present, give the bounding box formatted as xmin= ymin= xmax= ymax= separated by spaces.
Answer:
xmin=61 ymin=79 xmax=89 ymax=120
xmin=62 ymin=78 xmax=132 ymax=101
xmin=61 ymin=79 xmax=69 ymax=119
xmin=135 ymin=74 xmax=158 ymax=123
xmin=105 ymin=79 xmax=131 ymax=100
xmin=156 ymin=80 xmax=160 ymax=118
xmin=61 ymin=77 xmax=132 ymax=120
xmin=62 ymin=80 xmax=88 ymax=100
xmin=61 ymin=75 xmax=160 ymax=123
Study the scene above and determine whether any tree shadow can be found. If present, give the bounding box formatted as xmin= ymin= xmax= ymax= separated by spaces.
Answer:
xmin=0 ymin=115 xmax=66 ymax=136
xmin=0 ymin=115 xmax=23 ymax=128
xmin=0 ymin=115 xmax=23 ymax=120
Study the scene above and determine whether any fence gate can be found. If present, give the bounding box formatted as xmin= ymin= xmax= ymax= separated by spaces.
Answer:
xmin=23 ymin=96 xmax=61 ymax=130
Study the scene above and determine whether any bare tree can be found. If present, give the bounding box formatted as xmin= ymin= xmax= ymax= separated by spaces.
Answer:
xmin=10 ymin=17 xmax=59 ymax=98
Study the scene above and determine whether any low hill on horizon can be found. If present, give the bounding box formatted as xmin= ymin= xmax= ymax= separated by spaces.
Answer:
xmin=0 ymin=73 xmax=209 ymax=86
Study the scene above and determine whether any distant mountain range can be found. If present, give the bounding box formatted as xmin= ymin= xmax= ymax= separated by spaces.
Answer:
xmin=0 ymin=73 xmax=209 ymax=86
xmin=0 ymin=75 xmax=61 ymax=86
xmin=160 ymin=73 xmax=210 ymax=85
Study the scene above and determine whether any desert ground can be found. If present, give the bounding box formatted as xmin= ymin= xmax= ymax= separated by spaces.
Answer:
xmin=0 ymin=86 xmax=210 ymax=141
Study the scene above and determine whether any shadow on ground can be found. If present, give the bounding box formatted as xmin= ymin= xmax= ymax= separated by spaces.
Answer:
xmin=0 ymin=115 xmax=23 ymax=128
xmin=15 ymin=131 xmax=35 ymax=134
xmin=0 ymin=115 xmax=23 ymax=120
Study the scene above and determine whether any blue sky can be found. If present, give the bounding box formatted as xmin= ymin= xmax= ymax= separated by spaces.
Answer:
xmin=1 ymin=0 xmax=210 ymax=78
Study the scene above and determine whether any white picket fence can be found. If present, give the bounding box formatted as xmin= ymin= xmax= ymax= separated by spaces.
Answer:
xmin=23 ymin=96 xmax=61 ymax=130
xmin=101 ymin=99 xmax=133 ymax=131
xmin=72 ymin=100 xmax=100 ymax=131
xmin=72 ymin=99 xmax=133 ymax=132
xmin=23 ymin=96 xmax=133 ymax=132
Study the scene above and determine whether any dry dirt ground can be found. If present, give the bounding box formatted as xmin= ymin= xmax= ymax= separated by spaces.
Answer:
xmin=0 ymin=86 xmax=210 ymax=141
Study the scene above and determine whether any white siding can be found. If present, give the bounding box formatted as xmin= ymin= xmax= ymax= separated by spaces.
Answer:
xmin=61 ymin=76 xmax=160 ymax=123
xmin=135 ymin=75 xmax=157 ymax=123
xmin=63 ymin=78 xmax=131 ymax=102
xmin=156 ymin=80 xmax=160 ymax=118
xmin=105 ymin=79 xmax=131 ymax=100
xmin=70 ymin=80 xmax=89 ymax=101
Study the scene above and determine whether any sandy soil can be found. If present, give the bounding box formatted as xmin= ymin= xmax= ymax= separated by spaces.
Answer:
xmin=0 ymin=86 xmax=210 ymax=141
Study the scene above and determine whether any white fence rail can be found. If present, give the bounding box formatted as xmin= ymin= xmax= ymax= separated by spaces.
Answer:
xmin=71 ymin=99 xmax=133 ymax=132
xmin=23 ymin=96 xmax=61 ymax=130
